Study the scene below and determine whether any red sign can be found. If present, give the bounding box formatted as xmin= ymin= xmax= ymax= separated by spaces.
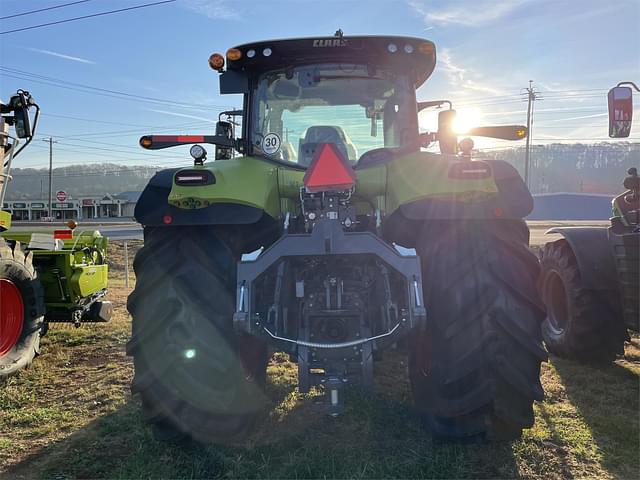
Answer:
xmin=56 ymin=190 xmax=67 ymax=202
xmin=303 ymin=143 xmax=356 ymax=193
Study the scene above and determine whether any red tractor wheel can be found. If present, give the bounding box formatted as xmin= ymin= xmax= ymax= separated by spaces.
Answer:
xmin=0 ymin=238 xmax=45 ymax=379
xmin=0 ymin=279 xmax=25 ymax=357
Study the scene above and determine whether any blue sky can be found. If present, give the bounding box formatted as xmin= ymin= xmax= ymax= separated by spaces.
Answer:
xmin=1 ymin=0 xmax=639 ymax=169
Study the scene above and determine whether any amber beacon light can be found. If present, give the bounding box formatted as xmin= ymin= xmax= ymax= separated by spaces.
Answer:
xmin=208 ymin=53 xmax=225 ymax=71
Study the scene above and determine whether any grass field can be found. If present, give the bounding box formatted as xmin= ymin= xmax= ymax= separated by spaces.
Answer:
xmin=0 ymin=240 xmax=638 ymax=479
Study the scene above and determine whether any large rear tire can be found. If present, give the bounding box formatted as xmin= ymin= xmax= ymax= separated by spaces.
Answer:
xmin=409 ymin=220 xmax=547 ymax=440
xmin=0 ymin=238 xmax=45 ymax=379
xmin=126 ymin=226 xmax=269 ymax=444
xmin=538 ymin=239 xmax=626 ymax=362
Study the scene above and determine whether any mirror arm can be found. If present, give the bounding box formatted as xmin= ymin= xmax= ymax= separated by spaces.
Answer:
xmin=616 ymin=81 xmax=640 ymax=92
xmin=10 ymin=103 xmax=39 ymax=160
xmin=417 ymin=100 xmax=452 ymax=112
xmin=218 ymin=109 xmax=243 ymax=121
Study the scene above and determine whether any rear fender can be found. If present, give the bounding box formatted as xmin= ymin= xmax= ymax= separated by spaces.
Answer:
xmin=387 ymin=153 xmax=533 ymax=227
xmin=135 ymin=165 xmax=274 ymax=227
xmin=382 ymin=159 xmax=532 ymax=247
xmin=546 ymin=227 xmax=616 ymax=290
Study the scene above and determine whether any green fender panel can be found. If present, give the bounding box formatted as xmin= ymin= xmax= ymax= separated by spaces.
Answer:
xmin=385 ymin=152 xmax=500 ymax=215
xmin=168 ymin=157 xmax=281 ymax=217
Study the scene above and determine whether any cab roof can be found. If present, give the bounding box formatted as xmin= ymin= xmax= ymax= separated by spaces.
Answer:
xmin=226 ymin=35 xmax=436 ymax=87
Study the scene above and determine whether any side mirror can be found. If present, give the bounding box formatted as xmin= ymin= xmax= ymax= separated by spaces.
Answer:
xmin=215 ymin=121 xmax=234 ymax=160
xmin=438 ymin=109 xmax=457 ymax=154
xmin=13 ymin=105 xmax=33 ymax=138
xmin=608 ymin=86 xmax=633 ymax=138
xmin=623 ymin=167 xmax=639 ymax=192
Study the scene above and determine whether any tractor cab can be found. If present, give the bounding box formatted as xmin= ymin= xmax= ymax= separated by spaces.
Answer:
xmin=141 ymin=35 xmax=437 ymax=159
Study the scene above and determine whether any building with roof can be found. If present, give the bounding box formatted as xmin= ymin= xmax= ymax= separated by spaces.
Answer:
xmin=3 ymin=191 xmax=142 ymax=221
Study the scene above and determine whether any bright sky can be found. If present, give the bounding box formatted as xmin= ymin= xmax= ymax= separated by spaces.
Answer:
xmin=1 ymin=0 xmax=639 ymax=169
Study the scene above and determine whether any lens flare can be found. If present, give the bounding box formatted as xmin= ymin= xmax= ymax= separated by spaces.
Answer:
xmin=452 ymin=107 xmax=483 ymax=134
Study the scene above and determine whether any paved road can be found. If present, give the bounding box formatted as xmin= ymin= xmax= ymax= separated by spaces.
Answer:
xmin=9 ymin=222 xmax=143 ymax=240
xmin=101 ymin=229 xmax=142 ymax=240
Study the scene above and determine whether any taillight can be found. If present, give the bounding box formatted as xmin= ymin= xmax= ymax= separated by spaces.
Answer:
xmin=175 ymin=170 xmax=215 ymax=186
xmin=54 ymin=229 xmax=73 ymax=239
xmin=303 ymin=143 xmax=356 ymax=193
xmin=448 ymin=161 xmax=492 ymax=179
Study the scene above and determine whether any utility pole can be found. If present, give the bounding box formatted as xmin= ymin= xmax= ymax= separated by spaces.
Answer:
xmin=42 ymin=137 xmax=57 ymax=218
xmin=522 ymin=81 xmax=542 ymax=191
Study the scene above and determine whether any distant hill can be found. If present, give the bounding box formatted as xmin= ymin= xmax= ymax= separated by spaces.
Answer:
xmin=5 ymin=164 xmax=159 ymax=200
xmin=478 ymin=142 xmax=639 ymax=194
xmin=5 ymin=142 xmax=638 ymax=199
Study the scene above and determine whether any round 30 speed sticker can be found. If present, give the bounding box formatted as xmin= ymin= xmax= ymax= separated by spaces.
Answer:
xmin=262 ymin=133 xmax=281 ymax=155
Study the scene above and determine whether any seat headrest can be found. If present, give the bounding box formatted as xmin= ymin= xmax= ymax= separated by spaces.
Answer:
xmin=303 ymin=125 xmax=345 ymax=143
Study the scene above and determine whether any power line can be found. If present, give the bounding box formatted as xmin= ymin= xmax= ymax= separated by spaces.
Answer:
xmin=0 ymin=0 xmax=176 ymax=35
xmin=27 ymin=141 xmax=189 ymax=163
xmin=41 ymin=112 xmax=199 ymax=128
xmin=57 ymin=122 xmax=213 ymax=139
xmin=33 ymin=140 xmax=189 ymax=162
xmin=0 ymin=67 xmax=231 ymax=111
xmin=36 ymin=133 xmax=183 ymax=155
xmin=448 ymin=88 xmax=613 ymax=109
xmin=0 ymin=0 xmax=94 ymax=20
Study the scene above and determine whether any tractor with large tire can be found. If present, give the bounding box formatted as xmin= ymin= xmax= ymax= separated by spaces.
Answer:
xmin=1 ymin=90 xmax=112 ymax=379
xmin=127 ymin=34 xmax=547 ymax=443
xmin=538 ymin=82 xmax=639 ymax=362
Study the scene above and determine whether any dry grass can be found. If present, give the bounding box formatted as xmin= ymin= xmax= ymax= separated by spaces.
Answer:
xmin=0 ymin=240 xmax=638 ymax=479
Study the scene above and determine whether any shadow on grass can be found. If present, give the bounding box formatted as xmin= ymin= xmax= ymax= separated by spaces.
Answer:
xmin=550 ymin=354 xmax=639 ymax=479
xmin=3 ymin=370 xmax=521 ymax=479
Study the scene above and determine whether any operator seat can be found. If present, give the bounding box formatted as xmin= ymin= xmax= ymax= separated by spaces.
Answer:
xmin=298 ymin=126 xmax=357 ymax=166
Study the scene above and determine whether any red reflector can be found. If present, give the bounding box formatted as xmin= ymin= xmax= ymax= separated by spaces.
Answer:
xmin=153 ymin=135 xmax=205 ymax=143
xmin=448 ymin=161 xmax=492 ymax=179
xmin=162 ymin=215 xmax=173 ymax=224
xmin=494 ymin=207 xmax=504 ymax=217
xmin=54 ymin=229 xmax=73 ymax=239
xmin=303 ymin=143 xmax=356 ymax=193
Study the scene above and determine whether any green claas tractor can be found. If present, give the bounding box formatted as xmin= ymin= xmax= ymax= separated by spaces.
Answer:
xmin=538 ymin=82 xmax=639 ymax=362
xmin=1 ymin=90 xmax=111 ymax=379
xmin=127 ymin=34 xmax=547 ymax=442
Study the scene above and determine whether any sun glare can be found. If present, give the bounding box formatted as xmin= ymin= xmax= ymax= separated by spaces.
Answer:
xmin=453 ymin=107 xmax=483 ymax=134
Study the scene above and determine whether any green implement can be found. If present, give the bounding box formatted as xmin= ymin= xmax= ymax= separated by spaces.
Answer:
xmin=1 ymin=90 xmax=111 ymax=379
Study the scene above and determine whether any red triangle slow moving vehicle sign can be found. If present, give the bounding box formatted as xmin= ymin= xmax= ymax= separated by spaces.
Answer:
xmin=303 ymin=143 xmax=356 ymax=193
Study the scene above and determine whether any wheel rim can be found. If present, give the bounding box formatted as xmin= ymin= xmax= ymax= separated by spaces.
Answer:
xmin=544 ymin=270 xmax=569 ymax=334
xmin=0 ymin=279 xmax=25 ymax=357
